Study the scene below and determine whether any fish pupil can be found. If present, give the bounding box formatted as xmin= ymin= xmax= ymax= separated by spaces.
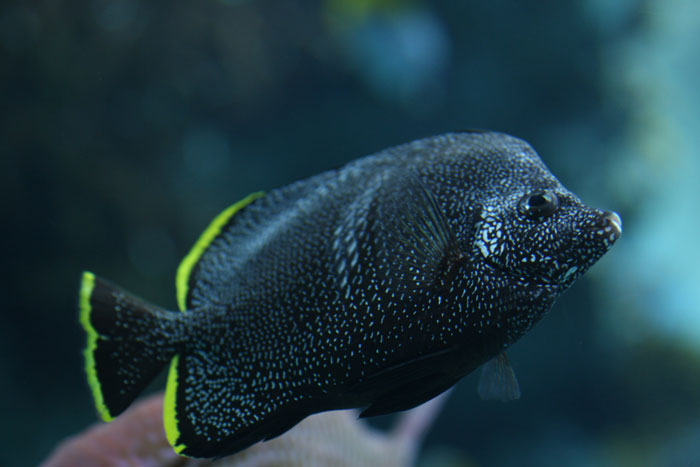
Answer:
xmin=528 ymin=194 xmax=549 ymax=207
xmin=520 ymin=190 xmax=559 ymax=217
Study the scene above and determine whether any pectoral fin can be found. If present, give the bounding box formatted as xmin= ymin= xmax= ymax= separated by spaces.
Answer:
xmin=477 ymin=353 xmax=521 ymax=402
xmin=371 ymin=168 xmax=461 ymax=291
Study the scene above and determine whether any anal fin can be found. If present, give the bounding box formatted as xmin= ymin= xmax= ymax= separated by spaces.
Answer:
xmin=359 ymin=375 xmax=457 ymax=418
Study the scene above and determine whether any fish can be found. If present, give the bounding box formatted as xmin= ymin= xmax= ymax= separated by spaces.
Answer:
xmin=78 ymin=130 xmax=621 ymax=458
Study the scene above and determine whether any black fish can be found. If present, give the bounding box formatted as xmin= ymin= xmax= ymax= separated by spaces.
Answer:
xmin=79 ymin=131 xmax=621 ymax=458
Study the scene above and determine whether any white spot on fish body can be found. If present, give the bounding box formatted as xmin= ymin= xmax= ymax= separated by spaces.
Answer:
xmin=562 ymin=266 xmax=578 ymax=282
xmin=477 ymin=241 xmax=490 ymax=258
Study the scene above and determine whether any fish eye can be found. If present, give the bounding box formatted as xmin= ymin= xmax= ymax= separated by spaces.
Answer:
xmin=519 ymin=190 xmax=560 ymax=218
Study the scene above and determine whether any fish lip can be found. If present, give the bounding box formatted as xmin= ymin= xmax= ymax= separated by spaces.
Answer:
xmin=589 ymin=210 xmax=622 ymax=245
xmin=604 ymin=211 xmax=622 ymax=237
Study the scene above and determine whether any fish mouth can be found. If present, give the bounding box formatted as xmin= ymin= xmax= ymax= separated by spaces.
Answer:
xmin=481 ymin=256 xmax=560 ymax=290
xmin=474 ymin=240 xmax=560 ymax=289
xmin=592 ymin=210 xmax=622 ymax=246
xmin=604 ymin=211 xmax=622 ymax=237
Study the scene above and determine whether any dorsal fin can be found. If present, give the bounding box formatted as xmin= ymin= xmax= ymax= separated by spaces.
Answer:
xmin=176 ymin=171 xmax=340 ymax=311
xmin=176 ymin=192 xmax=264 ymax=311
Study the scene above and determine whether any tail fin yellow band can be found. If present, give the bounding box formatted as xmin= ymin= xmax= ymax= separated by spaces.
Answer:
xmin=78 ymin=272 xmax=178 ymax=422
xmin=79 ymin=271 xmax=114 ymax=422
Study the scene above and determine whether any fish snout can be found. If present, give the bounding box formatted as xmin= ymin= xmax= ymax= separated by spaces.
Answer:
xmin=592 ymin=210 xmax=622 ymax=246
xmin=606 ymin=211 xmax=622 ymax=233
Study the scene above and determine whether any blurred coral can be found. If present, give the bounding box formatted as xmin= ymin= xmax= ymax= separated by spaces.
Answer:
xmin=41 ymin=394 xmax=187 ymax=467
xmin=42 ymin=390 xmax=449 ymax=467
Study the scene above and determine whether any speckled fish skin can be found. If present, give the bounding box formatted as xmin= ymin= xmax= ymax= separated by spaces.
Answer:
xmin=80 ymin=131 xmax=621 ymax=458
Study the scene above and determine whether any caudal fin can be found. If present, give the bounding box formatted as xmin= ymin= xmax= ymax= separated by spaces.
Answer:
xmin=79 ymin=271 xmax=181 ymax=421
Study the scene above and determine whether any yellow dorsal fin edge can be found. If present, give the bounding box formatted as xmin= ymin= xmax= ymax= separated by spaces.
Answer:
xmin=175 ymin=191 xmax=264 ymax=311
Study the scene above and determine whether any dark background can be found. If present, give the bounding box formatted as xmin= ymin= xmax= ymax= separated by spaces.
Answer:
xmin=3 ymin=1 xmax=699 ymax=466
